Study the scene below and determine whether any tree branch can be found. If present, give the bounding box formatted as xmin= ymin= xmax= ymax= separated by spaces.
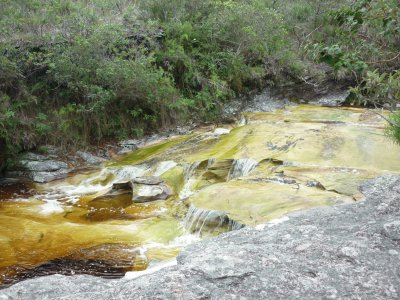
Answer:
xmin=366 ymin=52 xmax=400 ymax=65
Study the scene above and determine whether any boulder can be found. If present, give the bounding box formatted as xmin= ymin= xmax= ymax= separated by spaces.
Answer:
xmin=7 ymin=152 xmax=69 ymax=183
xmin=130 ymin=176 xmax=173 ymax=203
xmin=132 ymin=184 xmax=172 ymax=203
xmin=76 ymin=151 xmax=106 ymax=165
xmin=118 ymin=139 xmax=140 ymax=154
xmin=89 ymin=177 xmax=173 ymax=206
xmin=18 ymin=160 xmax=68 ymax=172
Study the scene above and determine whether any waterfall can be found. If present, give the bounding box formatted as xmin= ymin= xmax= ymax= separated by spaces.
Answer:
xmin=179 ymin=161 xmax=201 ymax=199
xmin=239 ymin=115 xmax=247 ymax=126
xmin=183 ymin=161 xmax=201 ymax=181
xmin=228 ymin=158 xmax=258 ymax=180
xmin=183 ymin=205 xmax=244 ymax=235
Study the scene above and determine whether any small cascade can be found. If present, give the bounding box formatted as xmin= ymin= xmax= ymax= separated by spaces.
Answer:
xmin=228 ymin=158 xmax=258 ymax=180
xmin=239 ymin=115 xmax=247 ymax=126
xmin=179 ymin=161 xmax=201 ymax=199
xmin=183 ymin=205 xmax=244 ymax=235
xmin=52 ymin=164 xmax=149 ymax=201
xmin=183 ymin=161 xmax=201 ymax=181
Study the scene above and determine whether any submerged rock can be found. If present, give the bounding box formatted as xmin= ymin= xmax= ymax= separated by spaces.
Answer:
xmin=2 ymin=176 xmax=400 ymax=299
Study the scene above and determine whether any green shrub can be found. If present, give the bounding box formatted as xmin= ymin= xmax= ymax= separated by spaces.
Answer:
xmin=8 ymin=0 xmax=399 ymax=157
xmin=386 ymin=112 xmax=400 ymax=145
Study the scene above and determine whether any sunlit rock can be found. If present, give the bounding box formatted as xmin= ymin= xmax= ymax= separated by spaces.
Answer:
xmin=132 ymin=184 xmax=172 ymax=203
xmin=187 ymin=180 xmax=353 ymax=225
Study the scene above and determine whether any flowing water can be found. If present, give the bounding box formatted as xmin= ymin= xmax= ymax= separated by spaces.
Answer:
xmin=1 ymin=104 xmax=400 ymax=287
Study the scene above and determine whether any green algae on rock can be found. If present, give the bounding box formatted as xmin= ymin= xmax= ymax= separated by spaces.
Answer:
xmin=187 ymin=180 xmax=352 ymax=226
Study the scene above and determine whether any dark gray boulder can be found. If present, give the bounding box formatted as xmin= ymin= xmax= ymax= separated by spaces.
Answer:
xmin=1 ymin=176 xmax=399 ymax=299
xmin=76 ymin=151 xmax=106 ymax=165
xmin=6 ymin=152 xmax=69 ymax=183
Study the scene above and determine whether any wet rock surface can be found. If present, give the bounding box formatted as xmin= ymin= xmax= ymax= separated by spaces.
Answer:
xmin=6 ymin=152 xmax=70 ymax=183
xmin=76 ymin=151 xmax=106 ymax=165
xmin=132 ymin=176 xmax=164 ymax=185
xmin=1 ymin=176 xmax=400 ymax=299
xmin=89 ymin=176 xmax=173 ymax=206
xmin=131 ymin=176 xmax=172 ymax=203
xmin=132 ymin=184 xmax=172 ymax=203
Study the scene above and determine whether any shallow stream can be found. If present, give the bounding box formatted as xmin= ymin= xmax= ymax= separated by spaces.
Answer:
xmin=1 ymin=104 xmax=399 ymax=286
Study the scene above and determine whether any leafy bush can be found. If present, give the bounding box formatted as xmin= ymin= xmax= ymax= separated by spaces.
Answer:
xmin=2 ymin=0 xmax=398 ymax=158
xmin=386 ymin=112 xmax=400 ymax=145
xmin=1 ymin=0 xmax=308 ymax=159
xmin=349 ymin=70 xmax=400 ymax=107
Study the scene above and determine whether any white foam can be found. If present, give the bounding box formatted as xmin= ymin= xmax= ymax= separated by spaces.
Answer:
xmin=168 ymin=233 xmax=201 ymax=247
xmin=179 ymin=178 xmax=196 ymax=199
xmin=39 ymin=201 xmax=65 ymax=215
xmin=124 ymin=259 xmax=177 ymax=279
xmin=213 ymin=128 xmax=231 ymax=135
xmin=137 ymin=234 xmax=201 ymax=251
xmin=123 ymin=233 xmax=201 ymax=279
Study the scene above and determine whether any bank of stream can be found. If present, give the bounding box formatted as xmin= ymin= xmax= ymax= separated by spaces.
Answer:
xmin=1 ymin=104 xmax=400 ymax=287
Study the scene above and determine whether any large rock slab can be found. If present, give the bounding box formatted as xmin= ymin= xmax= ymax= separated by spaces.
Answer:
xmin=187 ymin=179 xmax=352 ymax=225
xmin=6 ymin=152 xmax=69 ymax=183
xmin=1 ymin=176 xmax=400 ymax=299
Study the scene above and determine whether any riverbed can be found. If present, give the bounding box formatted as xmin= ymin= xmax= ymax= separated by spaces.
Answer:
xmin=1 ymin=104 xmax=399 ymax=287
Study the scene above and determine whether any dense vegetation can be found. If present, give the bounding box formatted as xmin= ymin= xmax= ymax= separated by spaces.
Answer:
xmin=0 ymin=0 xmax=399 ymax=167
